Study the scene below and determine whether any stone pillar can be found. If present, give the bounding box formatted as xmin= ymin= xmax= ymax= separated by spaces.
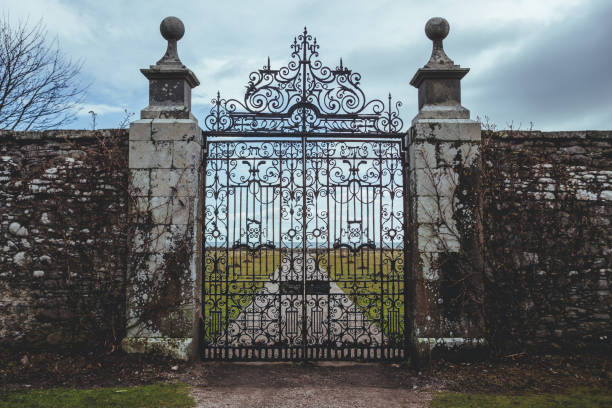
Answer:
xmin=122 ymin=17 xmax=203 ymax=360
xmin=408 ymin=18 xmax=484 ymax=352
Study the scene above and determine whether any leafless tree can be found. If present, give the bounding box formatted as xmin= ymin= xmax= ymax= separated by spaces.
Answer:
xmin=0 ymin=16 xmax=86 ymax=130
xmin=118 ymin=108 xmax=135 ymax=129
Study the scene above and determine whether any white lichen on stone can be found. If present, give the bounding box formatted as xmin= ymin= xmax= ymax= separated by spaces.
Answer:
xmin=8 ymin=222 xmax=28 ymax=237
xmin=13 ymin=252 xmax=28 ymax=266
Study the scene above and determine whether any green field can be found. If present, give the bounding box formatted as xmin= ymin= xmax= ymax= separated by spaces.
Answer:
xmin=202 ymin=248 xmax=283 ymax=340
xmin=324 ymin=249 xmax=405 ymax=340
xmin=202 ymin=248 xmax=405 ymax=341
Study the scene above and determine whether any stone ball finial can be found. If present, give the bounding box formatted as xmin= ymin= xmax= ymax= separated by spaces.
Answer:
xmin=157 ymin=17 xmax=184 ymax=65
xmin=425 ymin=17 xmax=450 ymax=42
xmin=160 ymin=16 xmax=185 ymax=42
xmin=424 ymin=17 xmax=454 ymax=67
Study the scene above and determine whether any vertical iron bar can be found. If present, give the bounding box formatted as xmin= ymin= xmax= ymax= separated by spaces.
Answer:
xmin=301 ymin=135 xmax=308 ymax=360
xmin=401 ymin=138 xmax=412 ymax=360
xmin=300 ymin=30 xmax=309 ymax=359
xmin=326 ymin=143 xmax=331 ymax=355
xmin=277 ymin=144 xmax=283 ymax=350
xmin=201 ymin=139 xmax=209 ymax=356
xmin=224 ymin=143 xmax=231 ymax=354
xmin=378 ymin=142 xmax=385 ymax=358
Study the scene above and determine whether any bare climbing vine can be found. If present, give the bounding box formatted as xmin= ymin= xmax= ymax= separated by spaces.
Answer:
xmin=0 ymin=128 xmax=197 ymax=351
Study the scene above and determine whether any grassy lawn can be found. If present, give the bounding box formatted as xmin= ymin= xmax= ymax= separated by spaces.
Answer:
xmin=202 ymin=248 xmax=406 ymax=342
xmin=431 ymin=388 xmax=612 ymax=408
xmin=324 ymin=249 xmax=405 ymax=341
xmin=0 ymin=383 xmax=194 ymax=408
xmin=202 ymin=248 xmax=283 ymax=340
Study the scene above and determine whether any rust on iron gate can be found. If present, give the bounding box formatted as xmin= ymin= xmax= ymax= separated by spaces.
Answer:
xmin=201 ymin=28 xmax=410 ymax=361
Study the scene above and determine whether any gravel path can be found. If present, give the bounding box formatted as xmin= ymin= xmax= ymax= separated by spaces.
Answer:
xmin=187 ymin=362 xmax=434 ymax=408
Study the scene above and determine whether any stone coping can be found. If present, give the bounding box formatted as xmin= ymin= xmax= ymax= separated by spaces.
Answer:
xmin=2 ymin=128 xmax=609 ymax=142
xmin=486 ymin=130 xmax=612 ymax=140
xmin=0 ymin=129 xmax=128 ymax=142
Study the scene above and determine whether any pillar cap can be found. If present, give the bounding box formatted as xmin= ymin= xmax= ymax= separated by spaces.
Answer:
xmin=141 ymin=16 xmax=199 ymax=86
xmin=410 ymin=17 xmax=470 ymax=120
xmin=410 ymin=17 xmax=469 ymax=88
xmin=140 ymin=17 xmax=199 ymax=119
xmin=410 ymin=67 xmax=469 ymax=89
xmin=140 ymin=65 xmax=200 ymax=88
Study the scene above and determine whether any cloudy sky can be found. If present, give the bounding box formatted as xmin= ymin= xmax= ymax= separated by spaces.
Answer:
xmin=3 ymin=0 xmax=611 ymax=131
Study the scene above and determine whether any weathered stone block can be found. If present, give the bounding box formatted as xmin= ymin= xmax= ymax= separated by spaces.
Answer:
xmin=150 ymin=196 xmax=172 ymax=224
xmin=150 ymin=168 xmax=198 ymax=197
xmin=173 ymin=141 xmax=201 ymax=168
xmin=129 ymin=120 xmax=153 ymax=141
xmin=130 ymin=169 xmax=150 ymax=196
xmin=147 ymin=227 xmax=174 ymax=254
xmin=417 ymin=195 xmax=454 ymax=224
xmin=420 ymin=252 xmax=439 ymax=281
xmin=150 ymin=169 xmax=180 ymax=196
xmin=438 ymin=142 xmax=479 ymax=167
xmin=172 ymin=197 xmax=192 ymax=225
xmin=410 ymin=142 xmax=436 ymax=170
xmin=415 ymin=167 xmax=458 ymax=197
xmin=437 ymin=224 xmax=460 ymax=252
xmin=121 ymin=337 xmax=193 ymax=361
xmin=413 ymin=119 xmax=481 ymax=141
xmin=152 ymin=119 xmax=198 ymax=141
xmin=417 ymin=224 xmax=440 ymax=252
xmin=129 ymin=141 xmax=172 ymax=169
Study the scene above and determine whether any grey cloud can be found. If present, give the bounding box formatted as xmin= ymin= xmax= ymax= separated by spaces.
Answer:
xmin=3 ymin=0 xmax=608 ymax=131
xmin=463 ymin=1 xmax=612 ymax=130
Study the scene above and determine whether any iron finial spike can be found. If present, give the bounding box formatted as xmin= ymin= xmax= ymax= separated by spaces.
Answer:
xmin=340 ymin=57 xmax=343 ymax=69
xmin=304 ymin=26 xmax=307 ymax=35
xmin=267 ymin=56 xmax=271 ymax=69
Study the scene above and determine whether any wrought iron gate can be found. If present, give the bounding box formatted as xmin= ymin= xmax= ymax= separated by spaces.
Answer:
xmin=201 ymin=29 xmax=409 ymax=361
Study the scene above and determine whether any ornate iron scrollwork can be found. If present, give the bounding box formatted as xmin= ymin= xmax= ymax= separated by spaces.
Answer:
xmin=204 ymin=28 xmax=403 ymax=135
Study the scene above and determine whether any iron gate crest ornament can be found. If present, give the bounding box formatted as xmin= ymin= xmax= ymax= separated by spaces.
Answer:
xmin=204 ymin=27 xmax=404 ymax=135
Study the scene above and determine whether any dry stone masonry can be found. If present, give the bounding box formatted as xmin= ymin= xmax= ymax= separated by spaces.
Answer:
xmin=0 ymin=130 xmax=128 ymax=350
xmin=483 ymin=130 xmax=611 ymax=351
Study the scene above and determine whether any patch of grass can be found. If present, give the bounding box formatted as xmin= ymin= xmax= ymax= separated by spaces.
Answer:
xmin=431 ymin=388 xmax=612 ymax=408
xmin=202 ymin=248 xmax=407 ymax=342
xmin=324 ymin=249 xmax=405 ymax=341
xmin=0 ymin=383 xmax=195 ymax=408
xmin=203 ymin=249 xmax=283 ymax=340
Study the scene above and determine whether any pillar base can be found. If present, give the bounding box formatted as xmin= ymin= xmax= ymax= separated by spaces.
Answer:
xmin=121 ymin=337 xmax=193 ymax=361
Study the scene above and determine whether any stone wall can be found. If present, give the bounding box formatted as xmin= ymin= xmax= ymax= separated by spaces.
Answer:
xmin=482 ymin=130 xmax=611 ymax=351
xmin=0 ymin=127 xmax=609 ymax=355
xmin=0 ymin=129 xmax=129 ymax=350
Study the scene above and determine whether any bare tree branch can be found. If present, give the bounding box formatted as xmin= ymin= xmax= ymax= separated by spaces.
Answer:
xmin=0 ymin=15 xmax=87 ymax=130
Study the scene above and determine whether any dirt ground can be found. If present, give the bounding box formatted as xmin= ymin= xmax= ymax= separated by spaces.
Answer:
xmin=187 ymin=362 xmax=434 ymax=408
xmin=1 ymin=349 xmax=610 ymax=407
